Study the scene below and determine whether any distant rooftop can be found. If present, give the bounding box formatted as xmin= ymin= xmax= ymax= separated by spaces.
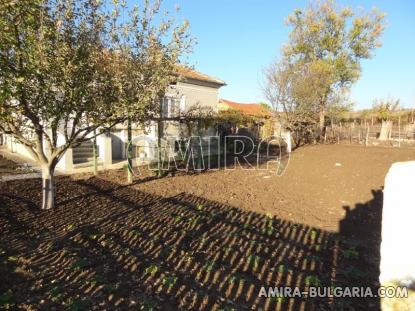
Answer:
xmin=218 ymin=99 xmax=271 ymax=117
xmin=176 ymin=66 xmax=226 ymax=86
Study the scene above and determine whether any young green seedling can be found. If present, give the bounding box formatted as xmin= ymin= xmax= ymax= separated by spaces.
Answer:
xmin=144 ymin=264 xmax=159 ymax=276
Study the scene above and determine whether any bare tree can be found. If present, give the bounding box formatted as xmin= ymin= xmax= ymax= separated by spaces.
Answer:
xmin=264 ymin=61 xmax=319 ymax=146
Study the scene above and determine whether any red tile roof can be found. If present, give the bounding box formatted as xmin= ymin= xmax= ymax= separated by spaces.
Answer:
xmin=176 ymin=66 xmax=226 ymax=86
xmin=219 ymin=99 xmax=272 ymax=117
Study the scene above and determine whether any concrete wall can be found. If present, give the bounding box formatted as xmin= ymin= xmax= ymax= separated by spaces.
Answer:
xmin=381 ymin=161 xmax=415 ymax=310
xmin=96 ymin=133 xmax=112 ymax=168
xmin=381 ymin=161 xmax=415 ymax=283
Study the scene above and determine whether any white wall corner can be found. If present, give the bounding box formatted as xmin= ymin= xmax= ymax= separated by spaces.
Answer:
xmin=97 ymin=133 xmax=112 ymax=168
xmin=380 ymin=161 xmax=415 ymax=284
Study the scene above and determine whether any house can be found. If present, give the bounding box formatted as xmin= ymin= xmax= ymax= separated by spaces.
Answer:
xmin=1 ymin=67 xmax=226 ymax=172
xmin=218 ymin=99 xmax=272 ymax=118
xmin=218 ymin=99 xmax=274 ymax=140
xmin=218 ymin=99 xmax=291 ymax=152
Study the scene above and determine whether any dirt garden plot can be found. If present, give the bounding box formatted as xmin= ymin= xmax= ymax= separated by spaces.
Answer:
xmin=0 ymin=144 xmax=414 ymax=310
xmin=103 ymin=144 xmax=415 ymax=231
xmin=0 ymin=155 xmax=29 ymax=177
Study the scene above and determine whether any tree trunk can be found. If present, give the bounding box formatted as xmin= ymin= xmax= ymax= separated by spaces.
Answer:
xmin=379 ymin=120 xmax=392 ymax=140
xmin=319 ymin=110 xmax=325 ymax=130
xmin=319 ymin=108 xmax=325 ymax=141
xmin=41 ymin=165 xmax=56 ymax=210
xmin=127 ymin=118 xmax=133 ymax=183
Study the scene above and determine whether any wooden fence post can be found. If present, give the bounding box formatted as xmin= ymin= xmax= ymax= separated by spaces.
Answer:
xmin=398 ymin=116 xmax=401 ymax=148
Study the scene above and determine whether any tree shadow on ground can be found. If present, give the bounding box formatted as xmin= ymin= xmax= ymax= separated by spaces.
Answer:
xmin=0 ymin=177 xmax=382 ymax=310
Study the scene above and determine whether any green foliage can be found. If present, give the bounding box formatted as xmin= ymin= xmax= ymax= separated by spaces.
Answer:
xmin=277 ymin=264 xmax=287 ymax=273
xmin=66 ymin=224 xmax=76 ymax=231
xmin=342 ymin=248 xmax=359 ymax=260
xmin=227 ymin=275 xmax=237 ymax=284
xmin=144 ymin=264 xmax=159 ymax=276
xmin=242 ymin=223 xmax=253 ymax=230
xmin=227 ymin=274 xmax=245 ymax=285
xmin=259 ymin=102 xmax=272 ymax=111
xmin=284 ymin=0 xmax=385 ymax=71
xmin=305 ymin=275 xmax=322 ymax=286
xmin=309 ymin=229 xmax=318 ymax=241
xmin=261 ymin=226 xmax=274 ymax=237
xmin=311 ymin=244 xmax=322 ymax=251
xmin=218 ymin=109 xmax=256 ymax=128
xmin=265 ymin=0 xmax=385 ymax=140
xmin=90 ymin=275 xmax=107 ymax=286
xmin=49 ymin=286 xmax=63 ymax=302
xmin=162 ymin=275 xmax=178 ymax=289
xmin=326 ymin=95 xmax=354 ymax=124
xmin=247 ymin=255 xmax=262 ymax=268
xmin=0 ymin=290 xmax=14 ymax=309
xmin=199 ymin=237 xmax=208 ymax=246
xmin=103 ymin=281 xmax=122 ymax=294
xmin=70 ymin=258 xmax=90 ymax=271
xmin=372 ymin=98 xmax=401 ymax=121
xmin=7 ymin=256 xmax=18 ymax=262
xmin=343 ymin=266 xmax=366 ymax=279
xmin=0 ymin=0 xmax=191 ymax=209
xmin=270 ymin=296 xmax=285 ymax=304
xmin=128 ymin=230 xmax=141 ymax=238
xmin=65 ymin=298 xmax=92 ymax=311
xmin=188 ymin=217 xmax=199 ymax=226
xmin=161 ymin=245 xmax=173 ymax=257
xmin=139 ymin=298 xmax=157 ymax=311
xmin=203 ymin=260 xmax=216 ymax=272
xmin=305 ymin=254 xmax=324 ymax=263
xmin=88 ymin=233 xmax=100 ymax=240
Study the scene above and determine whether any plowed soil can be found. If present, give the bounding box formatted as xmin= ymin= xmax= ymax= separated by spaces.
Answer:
xmin=1 ymin=144 xmax=414 ymax=310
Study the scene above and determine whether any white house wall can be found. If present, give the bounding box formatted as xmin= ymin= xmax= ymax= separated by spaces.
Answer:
xmin=2 ymin=78 xmax=223 ymax=172
xmin=4 ymin=135 xmax=35 ymax=160
xmin=175 ymin=80 xmax=220 ymax=113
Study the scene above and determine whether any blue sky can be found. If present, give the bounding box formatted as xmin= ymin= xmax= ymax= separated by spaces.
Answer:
xmin=157 ymin=0 xmax=415 ymax=110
